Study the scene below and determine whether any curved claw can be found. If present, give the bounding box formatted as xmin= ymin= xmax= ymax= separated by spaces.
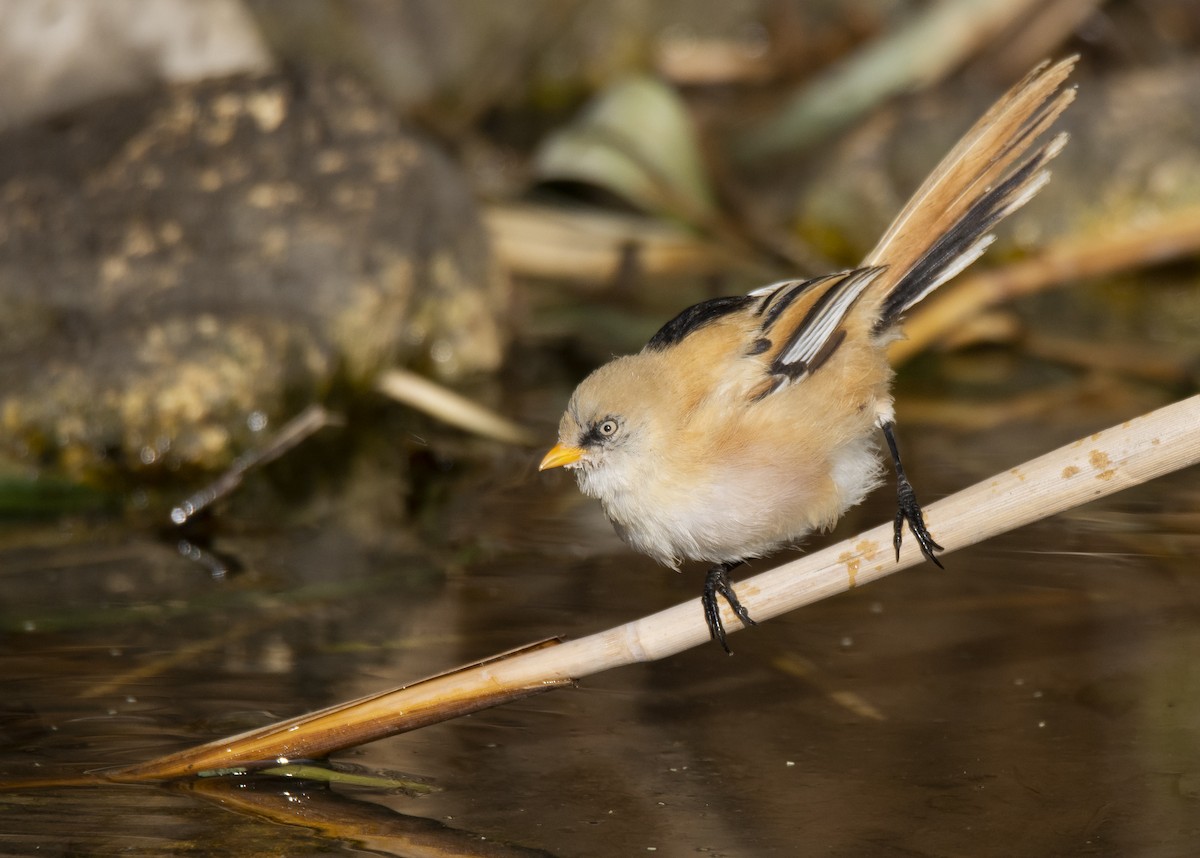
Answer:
xmin=702 ymin=564 xmax=758 ymax=654
xmin=895 ymin=476 xmax=944 ymax=568
xmin=701 ymin=587 xmax=728 ymax=653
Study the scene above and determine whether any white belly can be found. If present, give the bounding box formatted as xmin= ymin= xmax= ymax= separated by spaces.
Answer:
xmin=583 ymin=433 xmax=882 ymax=568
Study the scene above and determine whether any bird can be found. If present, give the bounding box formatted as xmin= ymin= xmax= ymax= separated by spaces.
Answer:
xmin=540 ymin=58 xmax=1077 ymax=653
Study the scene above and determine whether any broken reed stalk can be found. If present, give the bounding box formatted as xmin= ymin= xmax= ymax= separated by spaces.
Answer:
xmin=109 ymin=394 xmax=1200 ymax=782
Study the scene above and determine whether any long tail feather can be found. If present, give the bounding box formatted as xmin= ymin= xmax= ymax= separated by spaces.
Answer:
xmin=860 ymin=56 xmax=1077 ymax=332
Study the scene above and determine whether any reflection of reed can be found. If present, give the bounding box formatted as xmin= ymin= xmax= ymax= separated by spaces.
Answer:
xmin=182 ymin=776 xmax=558 ymax=858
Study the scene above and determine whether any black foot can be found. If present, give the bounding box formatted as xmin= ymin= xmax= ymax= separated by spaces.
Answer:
xmin=881 ymin=420 xmax=944 ymax=568
xmin=894 ymin=476 xmax=944 ymax=568
xmin=701 ymin=563 xmax=758 ymax=654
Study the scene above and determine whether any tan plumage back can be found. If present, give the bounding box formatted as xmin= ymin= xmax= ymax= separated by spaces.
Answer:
xmin=859 ymin=57 xmax=1077 ymax=332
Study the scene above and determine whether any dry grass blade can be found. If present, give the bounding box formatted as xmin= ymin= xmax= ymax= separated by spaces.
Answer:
xmin=734 ymin=0 xmax=1048 ymax=161
xmin=376 ymin=368 xmax=536 ymax=446
xmin=484 ymin=202 xmax=756 ymax=284
xmin=103 ymin=395 xmax=1199 ymax=783
xmin=170 ymin=404 xmax=338 ymax=525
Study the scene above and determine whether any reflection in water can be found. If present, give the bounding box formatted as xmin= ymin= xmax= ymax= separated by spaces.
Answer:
xmin=1 ymin=406 xmax=1198 ymax=856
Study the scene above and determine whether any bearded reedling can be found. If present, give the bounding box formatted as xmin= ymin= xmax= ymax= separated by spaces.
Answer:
xmin=541 ymin=58 xmax=1077 ymax=652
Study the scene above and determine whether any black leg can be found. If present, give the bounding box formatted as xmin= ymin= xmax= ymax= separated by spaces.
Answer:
xmin=880 ymin=421 xmax=944 ymax=568
xmin=702 ymin=561 xmax=758 ymax=654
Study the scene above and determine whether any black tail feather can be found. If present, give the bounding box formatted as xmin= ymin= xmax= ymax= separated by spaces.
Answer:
xmin=874 ymin=136 xmax=1062 ymax=334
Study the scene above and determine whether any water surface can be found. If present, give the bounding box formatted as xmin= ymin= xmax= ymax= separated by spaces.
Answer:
xmin=1 ymin=393 xmax=1197 ymax=857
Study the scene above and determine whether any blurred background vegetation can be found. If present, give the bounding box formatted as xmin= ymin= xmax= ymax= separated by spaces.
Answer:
xmin=0 ymin=3 xmax=1198 ymax=856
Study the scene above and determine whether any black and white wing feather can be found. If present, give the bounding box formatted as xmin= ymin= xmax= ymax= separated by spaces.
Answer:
xmin=749 ymin=267 xmax=886 ymax=398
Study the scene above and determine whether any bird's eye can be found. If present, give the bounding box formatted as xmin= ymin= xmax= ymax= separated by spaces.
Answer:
xmin=598 ymin=419 xmax=619 ymax=437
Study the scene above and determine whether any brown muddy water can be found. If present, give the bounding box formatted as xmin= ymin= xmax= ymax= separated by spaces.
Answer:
xmin=1 ymin=380 xmax=1198 ymax=857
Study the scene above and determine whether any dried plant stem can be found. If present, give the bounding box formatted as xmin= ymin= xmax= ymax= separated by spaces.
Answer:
xmin=484 ymin=202 xmax=752 ymax=283
xmin=733 ymin=0 xmax=1046 ymax=161
xmin=108 ymin=395 xmax=1200 ymax=782
xmin=169 ymin=404 xmax=338 ymax=525
xmin=375 ymin=368 xmax=536 ymax=446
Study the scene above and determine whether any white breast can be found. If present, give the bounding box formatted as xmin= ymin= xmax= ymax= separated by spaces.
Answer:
xmin=577 ymin=432 xmax=882 ymax=568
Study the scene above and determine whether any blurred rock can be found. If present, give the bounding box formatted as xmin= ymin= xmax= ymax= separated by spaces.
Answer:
xmin=0 ymin=69 xmax=508 ymax=482
xmin=245 ymin=0 xmax=799 ymax=127
xmin=0 ymin=0 xmax=272 ymax=131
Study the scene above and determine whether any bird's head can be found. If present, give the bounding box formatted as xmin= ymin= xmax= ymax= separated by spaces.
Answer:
xmin=539 ymin=355 xmax=669 ymax=501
